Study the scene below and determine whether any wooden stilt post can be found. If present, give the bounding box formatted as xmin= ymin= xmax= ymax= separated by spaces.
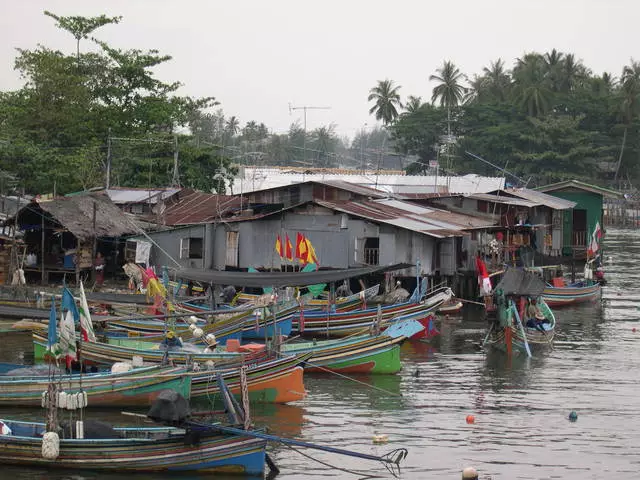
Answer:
xmin=40 ymin=215 xmax=45 ymax=285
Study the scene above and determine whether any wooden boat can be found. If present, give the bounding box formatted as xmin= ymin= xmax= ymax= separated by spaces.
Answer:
xmin=0 ymin=365 xmax=191 ymax=407
xmin=106 ymin=301 xmax=298 ymax=341
xmin=484 ymin=269 xmax=556 ymax=356
xmin=0 ymin=418 xmax=266 ymax=474
xmin=292 ymin=287 xmax=452 ymax=337
xmin=438 ymin=300 xmax=463 ymax=315
xmin=542 ymin=278 xmax=601 ymax=307
xmin=32 ymin=334 xmax=308 ymax=404
xmin=281 ymin=318 xmax=424 ymax=374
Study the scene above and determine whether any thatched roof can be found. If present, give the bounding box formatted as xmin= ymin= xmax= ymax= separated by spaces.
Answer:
xmin=14 ymin=193 xmax=137 ymax=240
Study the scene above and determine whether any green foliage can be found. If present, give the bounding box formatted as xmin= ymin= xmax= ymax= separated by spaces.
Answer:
xmin=392 ymin=50 xmax=640 ymax=186
xmin=0 ymin=11 xmax=221 ymax=195
xmin=368 ymin=79 xmax=403 ymax=125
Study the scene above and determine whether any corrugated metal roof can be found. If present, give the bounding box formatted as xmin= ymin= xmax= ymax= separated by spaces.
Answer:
xmin=468 ymin=193 xmax=538 ymax=207
xmin=163 ymin=191 xmax=244 ymax=225
xmin=234 ymin=168 xmax=505 ymax=196
xmin=504 ymin=188 xmax=576 ymax=210
xmin=107 ymin=188 xmax=181 ymax=204
xmin=535 ymin=180 xmax=624 ymax=198
xmin=315 ymin=198 xmax=495 ymax=238
xmin=311 ymin=179 xmax=388 ymax=198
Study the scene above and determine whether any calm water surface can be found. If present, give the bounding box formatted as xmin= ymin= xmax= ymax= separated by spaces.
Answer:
xmin=1 ymin=228 xmax=639 ymax=479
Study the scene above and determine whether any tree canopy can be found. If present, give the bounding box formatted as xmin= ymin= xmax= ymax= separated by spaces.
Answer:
xmin=390 ymin=51 xmax=640 ymax=187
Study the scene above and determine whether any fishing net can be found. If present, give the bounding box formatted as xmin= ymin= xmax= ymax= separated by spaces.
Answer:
xmin=147 ymin=390 xmax=191 ymax=425
xmin=495 ymin=268 xmax=545 ymax=297
xmin=60 ymin=420 xmax=121 ymax=439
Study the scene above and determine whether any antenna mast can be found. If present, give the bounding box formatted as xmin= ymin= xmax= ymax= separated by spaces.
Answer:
xmin=288 ymin=104 xmax=331 ymax=167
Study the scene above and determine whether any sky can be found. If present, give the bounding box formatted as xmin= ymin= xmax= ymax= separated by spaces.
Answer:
xmin=0 ymin=0 xmax=638 ymax=140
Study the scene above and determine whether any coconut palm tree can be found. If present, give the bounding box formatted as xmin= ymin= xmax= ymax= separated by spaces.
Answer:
xmin=404 ymin=95 xmax=423 ymax=113
xmin=482 ymin=58 xmax=511 ymax=101
xmin=512 ymin=53 xmax=553 ymax=117
xmin=225 ymin=116 xmax=240 ymax=137
xmin=561 ymin=53 xmax=587 ymax=92
xmin=430 ymin=60 xmax=465 ymax=137
xmin=463 ymin=74 xmax=486 ymax=104
xmin=312 ymin=124 xmax=338 ymax=167
xmin=430 ymin=61 xmax=465 ymax=109
xmin=368 ymin=79 xmax=403 ymax=125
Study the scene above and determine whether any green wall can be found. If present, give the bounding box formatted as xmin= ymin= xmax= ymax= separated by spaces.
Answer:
xmin=548 ymin=190 xmax=603 ymax=254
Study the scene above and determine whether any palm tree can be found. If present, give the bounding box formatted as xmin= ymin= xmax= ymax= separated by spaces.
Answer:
xmin=225 ymin=116 xmax=240 ymax=137
xmin=561 ymin=53 xmax=587 ymax=92
xmin=312 ymin=124 xmax=337 ymax=167
xmin=464 ymin=74 xmax=486 ymax=104
xmin=615 ymin=60 xmax=640 ymax=180
xmin=404 ymin=95 xmax=423 ymax=113
xmin=430 ymin=60 xmax=465 ymax=136
xmin=482 ymin=59 xmax=511 ymax=101
xmin=368 ymin=79 xmax=403 ymax=125
xmin=512 ymin=53 xmax=553 ymax=117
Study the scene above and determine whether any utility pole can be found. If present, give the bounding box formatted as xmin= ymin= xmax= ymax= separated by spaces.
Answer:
xmin=172 ymin=134 xmax=180 ymax=187
xmin=288 ymin=104 xmax=331 ymax=167
xmin=105 ymin=128 xmax=112 ymax=189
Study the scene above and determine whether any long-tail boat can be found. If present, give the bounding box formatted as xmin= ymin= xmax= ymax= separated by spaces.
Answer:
xmin=484 ymin=269 xmax=555 ymax=357
xmin=0 ymin=418 xmax=267 ymax=474
xmin=32 ymin=333 xmax=308 ymax=404
xmin=281 ymin=317 xmax=424 ymax=374
xmin=0 ymin=365 xmax=191 ymax=407
xmin=541 ymin=278 xmax=601 ymax=307
xmin=292 ymin=287 xmax=452 ymax=337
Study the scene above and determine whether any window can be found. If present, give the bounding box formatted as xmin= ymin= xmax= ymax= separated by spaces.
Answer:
xmin=180 ymin=237 xmax=203 ymax=259
xmin=356 ymin=237 xmax=380 ymax=265
xmin=131 ymin=203 xmax=144 ymax=214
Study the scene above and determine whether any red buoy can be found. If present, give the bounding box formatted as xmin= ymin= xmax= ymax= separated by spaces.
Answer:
xmin=466 ymin=415 xmax=475 ymax=424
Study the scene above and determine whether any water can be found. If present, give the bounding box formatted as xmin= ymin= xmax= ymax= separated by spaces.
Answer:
xmin=1 ymin=228 xmax=639 ymax=479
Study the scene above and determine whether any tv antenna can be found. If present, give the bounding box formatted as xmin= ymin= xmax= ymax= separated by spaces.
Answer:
xmin=288 ymin=103 xmax=331 ymax=166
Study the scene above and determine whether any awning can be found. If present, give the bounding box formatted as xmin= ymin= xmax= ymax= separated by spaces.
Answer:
xmin=176 ymin=263 xmax=413 ymax=288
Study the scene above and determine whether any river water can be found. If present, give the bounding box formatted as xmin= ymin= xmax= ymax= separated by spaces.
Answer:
xmin=0 ymin=228 xmax=638 ymax=479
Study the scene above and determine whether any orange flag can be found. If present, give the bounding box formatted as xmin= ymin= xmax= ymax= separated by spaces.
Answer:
xmin=275 ymin=235 xmax=283 ymax=258
xmin=285 ymin=234 xmax=294 ymax=261
xmin=305 ymin=237 xmax=320 ymax=267
xmin=295 ymin=233 xmax=308 ymax=264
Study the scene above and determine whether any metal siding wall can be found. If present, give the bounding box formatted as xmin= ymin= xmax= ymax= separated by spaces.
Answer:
xmin=238 ymin=219 xmax=282 ymax=269
xmin=147 ymin=225 xmax=206 ymax=269
xmin=284 ymin=212 xmax=352 ymax=268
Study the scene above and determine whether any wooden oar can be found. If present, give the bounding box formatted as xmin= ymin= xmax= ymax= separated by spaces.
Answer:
xmin=187 ymin=420 xmax=408 ymax=467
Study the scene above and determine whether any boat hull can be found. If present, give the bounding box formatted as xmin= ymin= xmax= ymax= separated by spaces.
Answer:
xmin=0 ymin=367 xmax=191 ymax=407
xmin=542 ymin=282 xmax=601 ymax=307
xmin=0 ymin=420 xmax=266 ymax=474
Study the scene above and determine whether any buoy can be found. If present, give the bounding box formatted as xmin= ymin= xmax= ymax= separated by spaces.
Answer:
xmin=633 ymin=328 xmax=637 ymax=333
xmin=569 ymin=411 xmax=578 ymax=422
xmin=462 ymin=466 xmax=478 ymax=479
xmin=372 ymin=434 xmax=388 ymax=444
xmin=466 ymin=415 xmax=475 ymax=424
xmin=42 ymin=431 xmax=60 ymax=460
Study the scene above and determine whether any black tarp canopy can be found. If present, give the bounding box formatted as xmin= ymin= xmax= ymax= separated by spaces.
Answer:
xmin=495 ymin=268 xmax=545 ymax=297
xmin=176 ymin=263 xmax=412 ymax=288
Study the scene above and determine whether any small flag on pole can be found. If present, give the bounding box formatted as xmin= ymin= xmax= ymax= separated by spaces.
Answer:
xmin=285 ymin=234 xmax=293 ymax=261
xmin=275 ymin=235 xmax=284 ymax=258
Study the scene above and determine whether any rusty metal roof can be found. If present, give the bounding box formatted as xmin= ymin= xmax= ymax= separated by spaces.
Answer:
xmin=162 ymin=190 xmax=244 ymax=225
xmin=315 ymin=198 xmax=495 ymax=238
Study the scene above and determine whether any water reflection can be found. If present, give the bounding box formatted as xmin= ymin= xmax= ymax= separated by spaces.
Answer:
xmin=3 ymin=229 xmax=640 ymax=479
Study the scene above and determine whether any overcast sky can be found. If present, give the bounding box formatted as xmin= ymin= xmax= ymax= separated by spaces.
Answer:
xmin=1 ymin=0 xmax=637 ymax=139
